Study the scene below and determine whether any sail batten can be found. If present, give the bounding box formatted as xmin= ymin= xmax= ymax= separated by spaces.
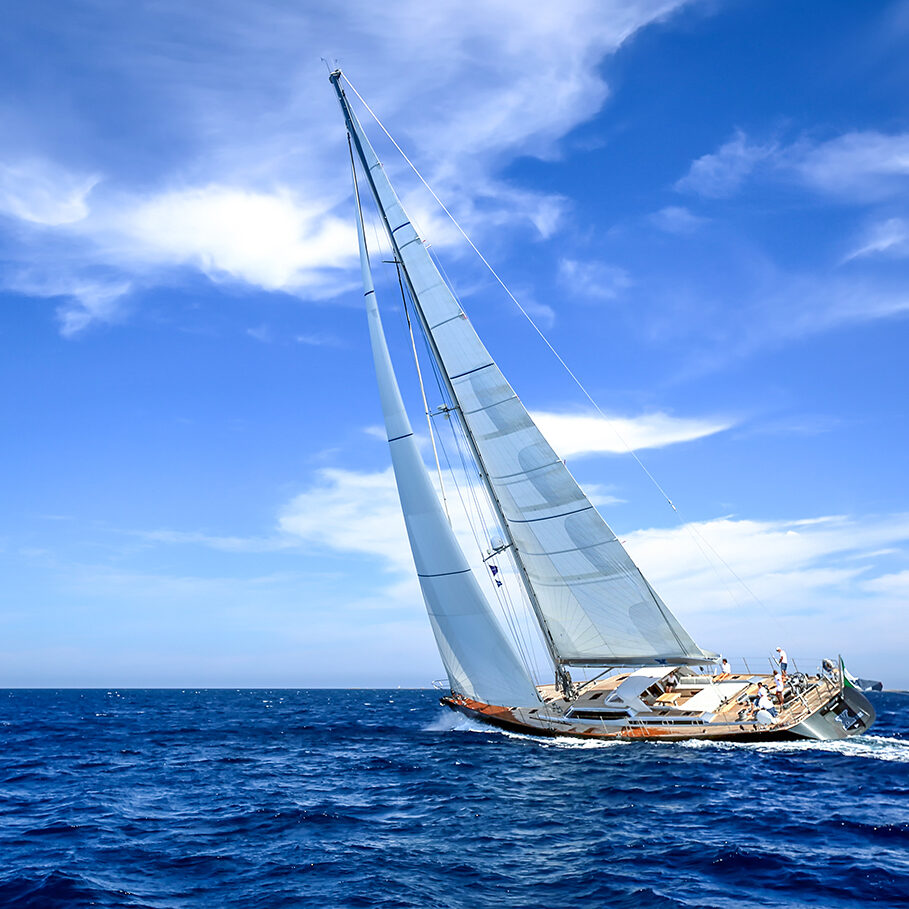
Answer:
xmin=334 ymin=71 xmax=710 ymax=670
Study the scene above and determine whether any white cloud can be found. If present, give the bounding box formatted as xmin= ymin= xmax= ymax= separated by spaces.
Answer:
xmin=677 ymin=128 xmax=909 ymax=202
xmin=279 ymin=467 xmax=411 ymax=572
xmin=862 ymin=569 xmax=909 ymax=596
xmin=0 ymin=160 xmax=99 ymax=225
xmin=521 ymin=300 xmax=557 ymax=330
xmin=661 ymin=267 xmax=909 ymax=378
xmin=625 ymin=514 xmax=907 ymax=602
xmin=795 ymin=131 xmax=909 ymax=201
xmin=650 ymin=205 xmax=707 ymax=234
xmin=844 ymin=217 xmax=909 ymax=261
xmin=125 ymin=460 xmax=909 ymax=683
xmin=56 ymin=281 xmax=133 ymax=337
xmin=295 ymin=331 xmax=342 ymax=347
xmin=532 ymin=410 xmax=733 ymax=458
xmin=279 ymin=463 xmax=909 ymax=679
xmin=111 ymin=185 xmax=357 ymax=291
xmin=675 ymin=130 xmax=778 ymax=198
xmin=5 ymin=270 xmax=132 ymax=336
xmin=558 ymin=258 xmax=632 ymax=301
xmin=0 ymin=0 xmax=700 ymax=334
xmin=623 ymin=513 xmax=909 ymax=674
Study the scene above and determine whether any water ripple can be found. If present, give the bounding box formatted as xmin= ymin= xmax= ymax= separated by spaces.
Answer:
xmin=0 ymin=689 xmax=905 ymax=909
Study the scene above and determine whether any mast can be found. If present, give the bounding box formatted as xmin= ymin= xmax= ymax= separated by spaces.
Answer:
xmin=330 ymin=70 xmax=564 ymax=678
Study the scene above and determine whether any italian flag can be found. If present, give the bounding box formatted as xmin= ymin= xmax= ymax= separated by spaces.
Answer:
xmin=840 ymin=656 xmax=857 ymax=689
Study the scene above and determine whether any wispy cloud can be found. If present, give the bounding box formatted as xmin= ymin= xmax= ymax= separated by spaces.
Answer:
xmin=650 ymin=205 xmax=707 ymax=234
xmin=643 ymin=261 xmax=909 ymax=377
xmin=795 ymin=131 xmax=909 ymax=201
xmin=114 ymin=460 xmax=909 ymax=681
xmin=532 ymin=410 xmax=733 ymax=458
xmin=624 ymin=513 xmax=909 ymax=671
xmin=677 ymin=128 xmax=909 ymax=202
xmin=862 ymin=568 xmax=909 ymax=596
xmin=134 ymin=529 xmax=292 ymax=553
xmin=0 ymin=0 xmax=699 ymax=334
xmin=295 ymin=331 xmax=343 ymax=347
xmin=558 ymin=258 xmax=632 ymax=301
xmin=5 ymin=270 xmax=132 ymax=336
xmin=0 ymin=160 xmax=99 ymax=225
xmin=844 ymin=217 xmax=909 ymax=261
xmin=279 ymin=467 xmax=411 ymax=572
xmin=278 ymin=464 xmax=909 ymax=675
xmin=675 ymin=130 xmax=778 ymax=198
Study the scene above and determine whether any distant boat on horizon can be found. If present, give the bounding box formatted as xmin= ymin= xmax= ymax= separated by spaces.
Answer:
xmin=329 ymin=69 xmax=875 ymax=743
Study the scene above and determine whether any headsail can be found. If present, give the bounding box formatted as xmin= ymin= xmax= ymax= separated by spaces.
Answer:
xmin=333 ymin=71 xmax=709 ymax=669
xmin=350 ymin=144 xmax=540 ymax=708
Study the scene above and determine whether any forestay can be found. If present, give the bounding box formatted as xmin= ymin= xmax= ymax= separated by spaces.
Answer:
xmin=334 ymin=73 xmax=708 ymax=668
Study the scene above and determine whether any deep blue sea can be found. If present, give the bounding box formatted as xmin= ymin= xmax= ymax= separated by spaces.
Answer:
xmin=0 ymin=689 xmax=907 ymax=909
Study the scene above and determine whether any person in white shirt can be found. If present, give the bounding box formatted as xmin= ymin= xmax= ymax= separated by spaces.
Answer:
xmin=773 ymin=671 xmax=785 ymax=707
xmin=756 ymin=690 xmax=777 ymax=717
xmin=721 ymin=658 xmax=731 ymax=675
xmin=776 ymin=647 xmax=789 ymax=678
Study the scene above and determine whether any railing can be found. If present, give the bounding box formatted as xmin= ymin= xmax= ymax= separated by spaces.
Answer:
xmin=715 ymin=654 xmax=832 ymax=676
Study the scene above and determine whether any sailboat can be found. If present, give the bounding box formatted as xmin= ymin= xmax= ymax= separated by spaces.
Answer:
xmin=329 ymin=70 xmax=875 ymax=742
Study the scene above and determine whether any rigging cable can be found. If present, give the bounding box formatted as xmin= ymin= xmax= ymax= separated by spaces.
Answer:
xmin=415 ymin=301 xmax=546 ymax=685
xmin=342 ymin=72 xmax=770 ymax=616
xmin=394 ymin=261 xmax=450 ymax=523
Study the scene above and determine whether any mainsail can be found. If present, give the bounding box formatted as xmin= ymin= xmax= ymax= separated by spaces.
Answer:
xmin=333 ymin=71 xmax=709 ymax=671
xmin=350 ymin=145 xmax=541 ymax=708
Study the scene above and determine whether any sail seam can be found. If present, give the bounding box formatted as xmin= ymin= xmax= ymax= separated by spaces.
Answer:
xmin=388 ymin=432 xmax=415 ymax=442
xmin=391 ymin=221 xmax=411 ymax=233
xmin=461 ymin=396 xmax=519 ymax=418
xmin=507 ymin=505 xmax=594 ymax=525
xmin=449 ymin=362 xmax=496 ymax=381
xmin=526 ymin=573 xmax=641 ymax=589
xmin=429 ymin=312 xmax=468 ymax=331
xmin=508 ymin=538 xmax=621 ymax=559
xmin=487 ymin=459 xmax=563 ymax=482
xmin=417 ymin=568 xmax=473 ymax=579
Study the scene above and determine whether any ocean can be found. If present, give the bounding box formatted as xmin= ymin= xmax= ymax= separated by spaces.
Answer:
xmin=0 ymin=689 xmax=906 ymax=908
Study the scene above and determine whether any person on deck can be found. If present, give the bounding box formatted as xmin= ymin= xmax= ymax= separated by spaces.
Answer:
xmin=776 ymin=647 xmax=789 ymax=680
xmin=773 ymin=671 xmax=784 ymax=707
xmin=720 ymin=658 xmax=731 ymax=675
xmin=756 ymin=689 xmax=778 ymax=718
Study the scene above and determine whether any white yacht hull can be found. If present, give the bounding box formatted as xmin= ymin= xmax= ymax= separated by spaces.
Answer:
xmin=441 ymin=670 xmax=876 ymax=743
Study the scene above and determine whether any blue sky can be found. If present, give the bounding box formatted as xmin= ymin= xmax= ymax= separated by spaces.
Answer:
xmin=2 ymin=0 xmax=907 ymax=688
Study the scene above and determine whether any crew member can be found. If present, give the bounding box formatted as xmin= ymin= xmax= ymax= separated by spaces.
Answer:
xmin=776 ymin=647 xmax=789 ymax=680
xmin=773 ymin=671 xmax=784 ymax=707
